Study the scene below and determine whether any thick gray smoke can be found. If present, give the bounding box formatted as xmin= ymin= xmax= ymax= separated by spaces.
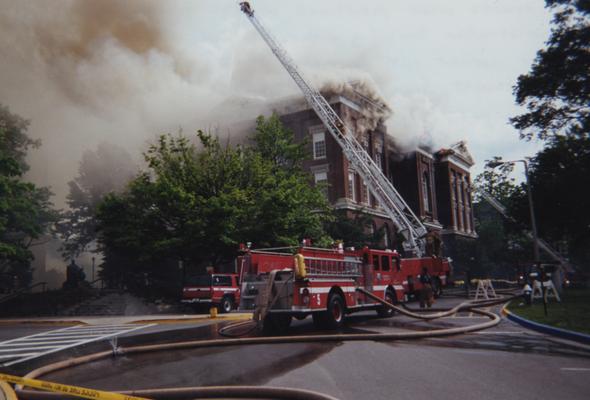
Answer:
xmin=1 ymin=0 xmax=219 ymax=206
xmin=1 ymin=0 xmax=468 ymax=208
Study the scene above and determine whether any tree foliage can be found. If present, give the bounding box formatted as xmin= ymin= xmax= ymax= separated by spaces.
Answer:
xmin=523 ymin=136 xmax=590 ymax=267
xmin=511 ymin=0 xmax=589 ymax=141
xmin=96 ymin=114 xmax=331 ymax=293
xmin=0 ymin=105 xmax=56 ymax=289
xmin=57 ymin=143 xmax=137 ymax=259
xmin=324 ymin=210 xmax=384 ymax=250
xmin=471 ymin=161 xmax=532 ymax=277
xmin=474 ymin=157 xmax=521 ymax=203
xmin=503 ymin=0 xmax=590 ymax=271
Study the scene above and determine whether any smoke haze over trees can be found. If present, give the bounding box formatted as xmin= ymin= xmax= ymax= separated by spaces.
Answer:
xmin=57 ymin=142 xmax=137 ymax=260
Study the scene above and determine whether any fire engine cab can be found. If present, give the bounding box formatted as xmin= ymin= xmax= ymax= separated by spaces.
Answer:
xmin=238 ymin=243 xmax=450 ymax=332
xmin=182 ymin=273 xmax=241 ymax=313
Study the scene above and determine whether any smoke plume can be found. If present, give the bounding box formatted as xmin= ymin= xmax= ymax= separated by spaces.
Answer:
xmin=1 ymin=0 xmax=470 ymax=209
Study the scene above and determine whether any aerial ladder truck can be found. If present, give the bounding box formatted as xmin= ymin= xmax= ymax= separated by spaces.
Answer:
xmin=238 ymin=1 xmax=428 ymax=257
xmin=235 ymin=3 xmax=451 ymax=332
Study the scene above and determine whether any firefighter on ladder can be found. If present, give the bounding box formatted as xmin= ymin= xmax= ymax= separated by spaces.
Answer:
xmin=419 ymin=267 xmax=434 ymax=308
xmin=240 ymin=2 xmax=254 ymax=16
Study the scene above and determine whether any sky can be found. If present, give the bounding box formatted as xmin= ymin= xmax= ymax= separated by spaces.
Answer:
xmin=0 ymin=0 xmax=552 ymax=206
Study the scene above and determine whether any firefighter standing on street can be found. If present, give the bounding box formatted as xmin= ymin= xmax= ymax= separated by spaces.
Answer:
xmin=419 ymin=267 xmax=434 ymax=308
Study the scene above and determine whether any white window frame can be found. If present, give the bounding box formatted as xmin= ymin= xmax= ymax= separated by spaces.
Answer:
xmin=314 ymin=171 xmax=328 ymax=184
xmin=348 ymin=169 xmax=356 ymax=202
xmin=314 ymin=171 xmax=329 ymax=198
xmin=312 ymin=132 xmax=326 ymax=160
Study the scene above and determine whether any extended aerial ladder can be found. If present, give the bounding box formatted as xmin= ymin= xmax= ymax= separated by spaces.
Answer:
xmin=238 ymin=2 xmax=427 ymax=256
xmin=477 ymin=189 xmax=571 ymax=268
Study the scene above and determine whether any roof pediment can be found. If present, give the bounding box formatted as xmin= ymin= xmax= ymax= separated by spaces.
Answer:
xmin=436 ymin=140 xmax=474 ymax=167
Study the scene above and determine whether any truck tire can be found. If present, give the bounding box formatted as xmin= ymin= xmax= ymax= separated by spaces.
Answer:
xmin=219 ymin=296 xmax=233 ymax=313
xmin=262 ymin=314 xmax=292 ymax=335
xmin=314 ymin=293 xmax=345 ymax=330
xmin=377 ymin=290 xmax=396 ymax=318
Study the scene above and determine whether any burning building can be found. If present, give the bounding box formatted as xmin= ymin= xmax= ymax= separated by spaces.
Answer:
xmin=271 ymin=82 xmax=477 ymax=260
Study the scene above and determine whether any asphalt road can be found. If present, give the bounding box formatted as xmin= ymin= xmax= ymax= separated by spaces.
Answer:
xmin=5 ymin=297 xmax=590 ymax=400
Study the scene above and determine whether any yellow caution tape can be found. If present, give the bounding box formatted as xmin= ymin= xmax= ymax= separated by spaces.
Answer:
xmin=0 ymin=373 xmax=149 ymax=400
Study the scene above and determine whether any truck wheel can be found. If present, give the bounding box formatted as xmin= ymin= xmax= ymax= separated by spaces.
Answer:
xmin=220 ymin=296 xmax=233 ymax=313
xmin=377 ymin=290 xmax=396 ymax=318
xmin=319 ymin=293 xmax=345 ymax=330
xmin=262 ymin=314 xmax=292 ymax=335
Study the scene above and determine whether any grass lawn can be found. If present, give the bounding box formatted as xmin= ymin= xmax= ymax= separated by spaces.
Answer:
xmin=507 ymin=288 xmax=590 ymax=335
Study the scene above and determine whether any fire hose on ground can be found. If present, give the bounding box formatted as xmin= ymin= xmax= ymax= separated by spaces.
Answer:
xmin=10 ymin=292 xmax=518 ymax=400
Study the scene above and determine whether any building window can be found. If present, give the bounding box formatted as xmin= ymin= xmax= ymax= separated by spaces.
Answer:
xmin=374 ymin=150 xmax=383 ymax=170
xmin=374 ymin=141 xmax=383 ymax=170
xmin=348 ymin=169 xmax=356 ymax=202
xmin=313 ymin=132 xmax=326 ymax=159
xmin=360 ymin=180 xmax=370 ymax=205
xmin=383 ymin=225 xmax=390 ymax=249
xmin=314 ymin=171 xmax=328 ymax=198
xmin=422 ymin=171 xmax=431 ymax=213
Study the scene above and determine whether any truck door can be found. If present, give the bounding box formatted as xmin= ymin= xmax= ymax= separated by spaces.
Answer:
xmin=381 ymin=255 xmax=391 ymax=284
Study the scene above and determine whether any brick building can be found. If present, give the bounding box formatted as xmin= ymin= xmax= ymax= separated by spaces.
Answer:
xmin=275 ymin=90 xmax=477 ymax=260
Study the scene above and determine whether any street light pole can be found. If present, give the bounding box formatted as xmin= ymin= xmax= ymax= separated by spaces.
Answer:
xmin=91 ymin=256 xmax=95 ymax=285
xmin=521 ymin=161 xmax=540 ymax=263
xmin=489 ymin=159 xmax=546 ymax=315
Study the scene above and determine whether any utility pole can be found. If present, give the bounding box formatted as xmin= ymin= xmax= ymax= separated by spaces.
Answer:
xmin=489 ymin=159 xmax=546 ymax=315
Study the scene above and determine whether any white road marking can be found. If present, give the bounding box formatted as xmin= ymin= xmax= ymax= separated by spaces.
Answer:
xmin=0 ymin=323 xmax=155 ymax=367
xmin=560 ymin=368 xmax=590 ymax=371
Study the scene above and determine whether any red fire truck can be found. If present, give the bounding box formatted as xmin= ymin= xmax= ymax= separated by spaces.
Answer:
xmin=182 ymin=273 xmax=241 ymax=313
xmin=238 ymin=244 xmax=451 ymax=332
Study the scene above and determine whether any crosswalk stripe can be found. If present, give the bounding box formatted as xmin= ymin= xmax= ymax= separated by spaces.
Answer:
xmin=0 ymin=323 xmax=155 ymax=367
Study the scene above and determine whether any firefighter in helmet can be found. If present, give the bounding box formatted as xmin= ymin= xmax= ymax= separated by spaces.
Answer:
xmin=419 ymin=267 xmax=434 ymax=308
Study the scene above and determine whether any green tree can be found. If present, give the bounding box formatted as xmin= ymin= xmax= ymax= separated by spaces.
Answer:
xmin=508 ymin=0 xmax=590 ymax=271
xmin=57 ymin=142 xmax=137 ymax=259
xmin=324 ymin=210 xmax=384 ymax=250
xmin=471 ymin=161 xmax=532 ymax=278
xmin=474 ymin=157 xmax=520 ymax=202
xmin=0 ymin=105 xmax=56 ymax=290
xmin=251 ymin=114 xmax=308 ymax=172
xmin=511 ymin=0 xmax=589 ymax=141
xmin=523 ymin=136 xmax=590 ymax=268
xmin=96 ymin=115 xmax=331 ymax=294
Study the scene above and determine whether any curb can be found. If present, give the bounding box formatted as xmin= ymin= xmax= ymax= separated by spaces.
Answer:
xmin=502 ymin=304 xmax=590 ymax=345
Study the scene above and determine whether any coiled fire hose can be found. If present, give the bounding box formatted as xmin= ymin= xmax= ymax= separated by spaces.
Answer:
xmin=218 ymin=289 xmax=519 ymax=337
xmin=12 ymin=293 xmax=514 ymax=400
